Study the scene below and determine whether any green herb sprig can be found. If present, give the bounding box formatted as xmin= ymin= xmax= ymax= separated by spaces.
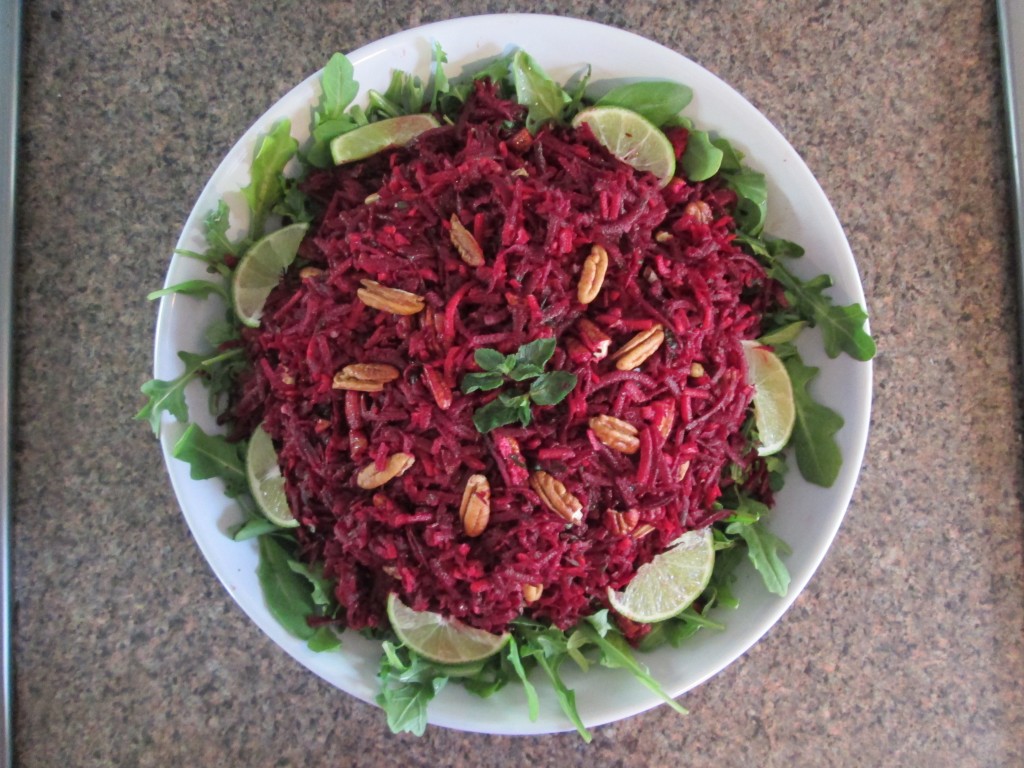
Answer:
xmin=460 ymin=338 xmax=577 ymax=433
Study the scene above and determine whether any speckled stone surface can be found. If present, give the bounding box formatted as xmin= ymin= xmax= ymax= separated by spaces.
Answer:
xmin=10 ymin=1 xmax=1024 ymax=765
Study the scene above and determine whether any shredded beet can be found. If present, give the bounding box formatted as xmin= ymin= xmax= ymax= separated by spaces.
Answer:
xmin=227 ymin=81 xmax=781 ymax=640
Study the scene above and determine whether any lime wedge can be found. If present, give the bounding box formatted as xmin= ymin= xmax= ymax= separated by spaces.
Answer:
xmin=245 ymin=423 xmax=298 ymax=528
xmin=231 ymin=222 xmax=308 ymax=328
xmin=386 ymin=593 xmax=510 ymax=664
xmin=608 ymin=528 xmax=714 ymax=623
xmin=330 ymin=114 xmax=441 ymax=165
xmin=571 ymin=106 xmax=676 ymax=187
xmin=742 ymin=341 xmax=796 ymax=456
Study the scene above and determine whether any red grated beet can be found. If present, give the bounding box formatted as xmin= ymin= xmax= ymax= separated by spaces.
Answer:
xmin=226 ymin=81 xmax=783 ymax=641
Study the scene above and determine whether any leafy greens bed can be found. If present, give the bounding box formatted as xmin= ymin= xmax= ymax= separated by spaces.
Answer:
xmin=138 ymin=45 xmax=874 ymax=739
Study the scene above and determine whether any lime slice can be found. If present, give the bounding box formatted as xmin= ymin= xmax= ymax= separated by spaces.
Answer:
xmin=232 ymin=222 xmax=308 ymax=328
xmin=330 ymin=114 xmax=441 ymax=165
xmin=571 ymin=106 xmax=676 ymax=187
xmin=608 ymin=528 xmax=714 ymax=623
xmin=742 ymin=340 xmax=796 ymax=456
xmin=386 ymin=593 xmax=510 ymax=664
xmin=245 ymin=424 xmax=298 ymax=528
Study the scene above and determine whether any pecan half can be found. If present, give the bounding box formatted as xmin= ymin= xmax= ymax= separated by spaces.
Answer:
xmin=459 ymin=474 xmax=491 ymax=537
xmin=611 ymin=325 xmax=665 ymax=370
xmin=449 ymin=214 xmax=484 ymax=267
xmin=689 ymin=362 xmax=705 ymax=378
xmin=677 ymin=460 xmax=691 ymax=480
xmin=654 ymin=230 xmax=674 ymax=243
xmin=522 ymin=583 xmax=543 ymax=604
xmin=356 ymin=452 xmax=416 ymax=489
xmin=589 ymin=414 xmax=640 ymax=454
xmin=421 ymin=366 xmax=452 ymax=410
xmin=632 ymin=523 xmax=656 ymax=540
xmin=357 ymin=279 xmax=425 ymax=315
xmin=576 ymin=318 xmax=611 ymax=360
xmin=577 ymin=244 xmax=609 ymax=304
xmin=299 ymin=266 xmax=323 ymax=280
xmin=332 ymin=363 xmax=400 ymax=392
xmin=607 ymin=508 xmax=640 ymax=536
xmin=684 ymin=200 xmax=713 ymax=224
xmin=529 ymin=471 xmax=583 ymax=524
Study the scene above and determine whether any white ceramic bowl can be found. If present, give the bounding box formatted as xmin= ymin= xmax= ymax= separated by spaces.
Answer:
xmin=152 ymin=14 xmax=872 ymax=736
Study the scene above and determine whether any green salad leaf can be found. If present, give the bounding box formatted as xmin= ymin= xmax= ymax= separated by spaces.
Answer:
xmin=135 ymin=348 xmax=243 ymax=436
xmin=680 ymin=129 xmax=723 ymax=181
xmin=377 ymin=641 xmax=450 ymax=736
xmin=242 ymin=119 xmax=298 ymax=238
xmin=511 ymin=50 xmax=571 ymax=133
xmin=170 ymin=423 xmax=248 ymax=498
xmin=779 ymin=347 xmax=846 ymax=487
xmin=596 ymin=81 xmax=693 ymax=126
xmin=308 ymin=53 xmax=360 ymax=167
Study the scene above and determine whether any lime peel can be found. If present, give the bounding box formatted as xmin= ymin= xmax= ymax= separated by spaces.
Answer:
xmin=608 ymin=527 xmax=715 ymax=623
xmin=245 ymin=423 xmax=298 ymax=528
xmin=570 ymin=105 xmax=676 ymax=187
xmin=330 ymin=114 xmax=441 ymax=165
xmin=232 ymin=222 xmax=308 ymax=328
xmin=386 ymin=593 xmax=510 ymax=665
xmin=742 ymin=340 xmax=796 ymax=456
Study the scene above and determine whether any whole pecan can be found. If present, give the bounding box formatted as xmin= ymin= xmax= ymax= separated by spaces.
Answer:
xmin=356 ymin=452 xmax=416 ymax=489
xmin=357 ymin=279 xmax=425 ymax=315
xmin=529 ymin=471 xmax=583 ymax=524
xmin=459 ymin=474 xmax=491 ymax=537
xmin=577 ymin=244 xmax=609 ymax=304
xmin=588 ymin=414 xmax=640 ymax=454
xmin=611 ymin=324 xmax=665 ymax=370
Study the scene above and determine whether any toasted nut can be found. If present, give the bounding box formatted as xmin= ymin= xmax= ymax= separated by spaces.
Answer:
xmin=459 ymin=474 xmax=491 ymax=537
xmin=522 ymin=583 xmax=543 ymax=603
xmin=508 ymin=128 xmax=534 ymax=153
xmin=576 ymin=318 xmax=611 ymax=360
xmin=299 ymin=266 xmax=323 ymax=280
xmin=677 ymin=460 xmax=691 ymax=480
xmin=364 ymin=192 xmax=381 ymax=205
xmin=589 ymin=414 xmax=640 ymax=454
xmin=529 ymin=471 xmax=583 ymax=525
xmin=684 ymin=200 xmax=713 ymax=224
xmin=689 ymin=362 xmax=705 ymax=378
xmin=612 ymin=325 xmax=665 ymax=370
xmin=655 ymin=231 xmax=674 ymax=243
xmin=421 ymin=366 xmax=452 ymax=410
xmin=511 ymin=167 xmax=530 ymax=178
xmin=332 ymin=363 xmax=400 ymax=392
xmin=449 ymin=214 xmax=484 ymax=267
xmin=356 ymin=452 xmax=415 ymax=489
xmin=607 ymin=509 xmax=640 ymax=536
xmin=357 ymin=279 xmax=425 ymax=315
xmin=577 ymin=244 xmax=609 ymax=304
xmin=632 ymin=523 xmax=656 ymax=540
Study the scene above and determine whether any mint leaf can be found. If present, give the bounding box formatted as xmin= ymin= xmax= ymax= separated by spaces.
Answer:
xmin=508 ymin=363 xmax=544 ymax=382
xmin=474 ymin=348 xmax=506 ymax=371
xmin=242 ymin=119 xmax=298 ymax=239
xmin=528 ymin=370 xmax=577 ymax=406
xmin=595 ymin=81 xmax=693 ymax=126
xmin=472 ymin=395 xmax=527 ymax=433
xmin=515 ymin=337 xmax=556 ymax=368
xmin=460 ymin=372 xmax=505 ymax=393
xmin=784 ymin=350 xmax=845 ymax=486
xmin=511 ymin=50 xmax=571 ymax=133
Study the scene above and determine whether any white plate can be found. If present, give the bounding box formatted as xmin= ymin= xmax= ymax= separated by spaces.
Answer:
xmin=152 ymin=14 xmax=872 ymax=736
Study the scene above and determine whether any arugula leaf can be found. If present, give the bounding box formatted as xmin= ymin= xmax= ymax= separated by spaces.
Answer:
xmin=230 ymin=517 xmax=281 ymax=541
xmin=135 ymin=348 xmax=243 ymax=436
xmin=769 ymin=260 xmax=876 ymax=360
xmin=242 ymin=119 xmax=298 ymax=239
xmin=307 ymin=53 xmax=360 ymax=167
xmin=429 ymin=41 xmax=450 ymax=112
xmin=286 ymin=559 xmax=337 ymax=608
xmin=506 ymin=637 xmax=540 ymax=721
xmin=510 ymin=50 xmax=571 ymax=133
xmin=517 ymin=625 xmax=591 ymax=742
xmin=783 ymin=350 xmax=846 ymax=487
xmin=170 ymin=423 xmax=248 ymax=498
xmin=758 ymin=320 xmax=806 ymax=346
xmin=202 ymin=200 xmax=238 ymax=261
xmin=377 ymin=641 xmax=449 ymax=736
xmin=307 ymin=626 xmax=342 ymax=652
xmin=272 ymin=179 xmax=313 ymax=223
xmin=724 ymin=168 xmax=767 ymax=235
xmin=679 ymin=129 xmax=723 ymax=181
xmin=725 ymin=517 xmax=792 ymax=597
xmin=580 ymin=613 xmax=687 ymax=714
xmin=146 ymin=279 xmax=228 ymax=302
xmin=257 ymin=535 xmax=318 ymax=640
xmin=596 ymin=81 xmax=693 ymax=126
xmin=528 ymin=371 xmax=577 ymax=406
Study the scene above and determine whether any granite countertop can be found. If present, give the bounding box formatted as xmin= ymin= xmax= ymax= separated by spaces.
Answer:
xmin=11 ymin=1 xmax=1024 ymax=765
